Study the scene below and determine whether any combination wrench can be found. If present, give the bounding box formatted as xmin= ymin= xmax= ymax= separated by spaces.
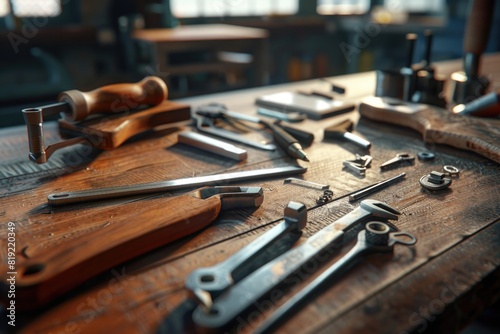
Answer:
xmin=192 ymin=199 xmax=401 ymax=331
xmin=255 ymin=221 xmax=417 ymax=333
xmin=185 ymin=201 xmax=308 ymax=309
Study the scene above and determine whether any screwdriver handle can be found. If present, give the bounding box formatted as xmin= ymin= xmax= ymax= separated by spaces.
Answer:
xmin=267 ymin=122 xmax=298 ymax=149
xmin=58 ymin=76 xmax=168 ymax=122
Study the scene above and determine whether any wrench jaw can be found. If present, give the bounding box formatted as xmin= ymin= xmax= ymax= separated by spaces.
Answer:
xmin=185 ymin=269 xmax=232 ymax=310
xmin=185 ymin=201 xmax=308 ymax=317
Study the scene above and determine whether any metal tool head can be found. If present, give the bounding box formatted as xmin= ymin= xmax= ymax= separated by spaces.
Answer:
xmin=186 ymin=200 xmax=307 ymax=310
xmin=197 ymin=186 xmax=263 ymax=210
xmin=22 ymin=107 xmax=87 ymax=164
xmin=284 ymin=201 xmax=308 ymax=230
xmin=22 ymin=108 xmax=47 ymax=163
xmin=359 ymin=199 xmax=401 ymax=220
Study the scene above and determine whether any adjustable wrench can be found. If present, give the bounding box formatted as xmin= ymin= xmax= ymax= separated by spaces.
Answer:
xmin=10 ymin=186 xmax=263 ymax=310
xmin=192 ymin=199 xmax=400 ymax=331
xmin=185 ymin=201 xmax=307 ymax=309
xmin=255 ymin=221 xmax=417 ymax=333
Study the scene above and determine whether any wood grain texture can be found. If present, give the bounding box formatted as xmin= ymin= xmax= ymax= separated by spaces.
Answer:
xmin=8 ymin=192 xmax=222 ymax=310
xmin=59 ymin=100 xmax=191 ymax=150
xmin=0 ymin=55 xmax=499 ymax=334
xmin=358 ymin=97 xmax=500 ymax=163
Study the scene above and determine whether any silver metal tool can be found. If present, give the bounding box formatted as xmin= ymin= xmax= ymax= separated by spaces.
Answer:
xmin=316 ymin=189 xmax=334 ymax=204
xmin=349 ymin=172 xmax=406 ymax=202
xmin=192 ymin=199 xmax=400 ymax=331
xmin=195 ymin=111 xmax=276 ymax=151
xmin=47 ymin=165 xmax=307 ymax=205
xmin=283 ymin=178 xmax=329 ymax=190
xmin=255 ymin=221 xmax=416 ymax=334
xmin=443 ymin=165 xmax=460 ymax=177
xmin=185 ymin=201 xmax=307 ymax=309
xmin=23 ymin=108 xmax=88 ymax=164
xmin=417 ymin=151 xmax=435 ymax=161
xmin=380 ymin=153 xmax=415 ymax=170
xmin=177 ymin=131 xmax=247 ymax=161
xmin=343 ymin=154 xmax=372 ymax=176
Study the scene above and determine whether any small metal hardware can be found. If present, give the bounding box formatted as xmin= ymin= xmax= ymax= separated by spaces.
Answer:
xmin=417 ymin=151 xmax=435 ymax=161
xmin=419 ymin=171 xmax=452 ymax=190
xmin=48 ymin=166 xmax=307 ymax=205
xmin=443 ymin=165 xmax=460 ymax=177
xmin=343 ymin=154 xmax=372 ymax=176
xmin=316 ymin=189 xmax=334 ymax=204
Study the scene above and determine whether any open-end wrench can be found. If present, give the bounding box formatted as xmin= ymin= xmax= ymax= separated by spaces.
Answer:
xmin=185 ymin=201 xmax=307 ymax=309
xmin=255 ymin=221 xmax=417 ymax=333
xmin=192 ymin=199 xmax=400 ymax=331
xmin=8 ymin=186 xmax=263 ymax=311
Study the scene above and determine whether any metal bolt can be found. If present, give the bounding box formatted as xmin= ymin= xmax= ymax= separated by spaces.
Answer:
xmin=419 ymin=171 xmax=452 ymax=191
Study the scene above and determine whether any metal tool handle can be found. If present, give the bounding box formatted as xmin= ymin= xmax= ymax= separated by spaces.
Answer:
xmin=255 ymin=222 xmax=417 ymax=333
xmin=191 ymin=200 xmax=400 ymax=330
xmin=343 ymin=132 xmax=371 ymax=149
xmin=58 ymin=76 xmax=168 ymax=122
xmin=47 ymin=166 xmax=306 ymax=206
xmin=185 ymin=202 xmax=307 ymax=308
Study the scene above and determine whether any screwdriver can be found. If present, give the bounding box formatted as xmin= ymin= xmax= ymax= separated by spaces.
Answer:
xmin=25 ymin=76 xmax=168 ymax=122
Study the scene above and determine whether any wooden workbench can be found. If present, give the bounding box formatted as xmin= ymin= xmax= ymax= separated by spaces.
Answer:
xmin=1 ymin=55 xmax=499 ymax=334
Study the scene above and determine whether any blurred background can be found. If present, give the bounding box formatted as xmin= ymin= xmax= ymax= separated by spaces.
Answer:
xmin=0 ymin=0 xmax=499 ymax=126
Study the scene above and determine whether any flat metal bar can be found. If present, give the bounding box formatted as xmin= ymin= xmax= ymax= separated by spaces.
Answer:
xmin=47 ymin=166 xmax=307 ymax=205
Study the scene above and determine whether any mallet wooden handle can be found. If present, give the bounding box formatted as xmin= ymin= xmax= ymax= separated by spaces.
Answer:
xmin=10 ymin=192 xmax=221 ymax=310
xmin=58 ymin=76 xmax=168 ymax=121
xmin=359 ymin=97 xmax=500 ymax=164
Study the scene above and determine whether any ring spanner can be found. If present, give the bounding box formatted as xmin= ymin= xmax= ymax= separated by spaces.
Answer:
xmin=255 ymin=221 xmax=417 ymax=333
xmin=186 ymin=201 xmax=307 ymax=309
xmin=12 ymin=186 xmax=262 ymax=310
xmin=192 ymin=199 xmax=400 ymax=330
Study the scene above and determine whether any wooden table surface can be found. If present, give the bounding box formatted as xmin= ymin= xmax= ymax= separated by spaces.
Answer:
xmin=1 ymin=55 xmax=499 ymax=334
